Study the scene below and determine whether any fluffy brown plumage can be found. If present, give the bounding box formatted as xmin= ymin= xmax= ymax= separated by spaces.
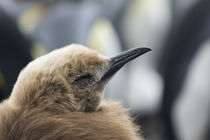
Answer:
xmin=0 ymin=44 xmax=150 ymax=140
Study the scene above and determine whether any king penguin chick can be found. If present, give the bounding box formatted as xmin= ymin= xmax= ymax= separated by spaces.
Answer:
xmin=0 ymin=44 xmax=151 ymax=140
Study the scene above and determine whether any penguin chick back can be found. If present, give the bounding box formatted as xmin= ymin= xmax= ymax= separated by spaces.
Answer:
xmin=0 ymin=101 xmax=143 ymax=140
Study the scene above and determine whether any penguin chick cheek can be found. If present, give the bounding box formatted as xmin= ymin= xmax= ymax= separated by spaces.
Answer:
xmin=71 ymin=74 xmax=102 ymax=111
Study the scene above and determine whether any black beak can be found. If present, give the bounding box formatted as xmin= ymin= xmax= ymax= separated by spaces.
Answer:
xmin=101 ymin=47 xmax=151 ymax=82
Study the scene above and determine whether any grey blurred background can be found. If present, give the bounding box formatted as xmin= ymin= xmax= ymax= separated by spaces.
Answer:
xmin=0 ymin=0 xmax=209 ymax=140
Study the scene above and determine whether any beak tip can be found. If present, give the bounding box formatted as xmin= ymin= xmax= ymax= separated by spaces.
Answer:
xmin=133 ymin=47 xmax=152 ymax=56
xmin=139 ymin=47 xmax=152 ymax=53
xmin=147 ymin=48 xmax=152 ymax=51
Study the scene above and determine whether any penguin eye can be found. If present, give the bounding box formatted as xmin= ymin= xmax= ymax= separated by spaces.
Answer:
xmin=74 ymin=74 xmax=92 ymax=83
xmin=72 ymin=74 xmax=94 ymax=89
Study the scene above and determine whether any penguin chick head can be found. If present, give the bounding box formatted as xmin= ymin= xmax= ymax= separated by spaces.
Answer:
xmin=9 ymin=44 xmax=151 ymax=113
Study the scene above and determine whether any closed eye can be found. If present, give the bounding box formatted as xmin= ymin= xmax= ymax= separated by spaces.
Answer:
xmin=73 ymin=74 xmax=93 ymax=83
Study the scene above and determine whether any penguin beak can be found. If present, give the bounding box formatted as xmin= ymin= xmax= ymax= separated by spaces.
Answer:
xmin=101 ymin=47 xmax=151 ymax=82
